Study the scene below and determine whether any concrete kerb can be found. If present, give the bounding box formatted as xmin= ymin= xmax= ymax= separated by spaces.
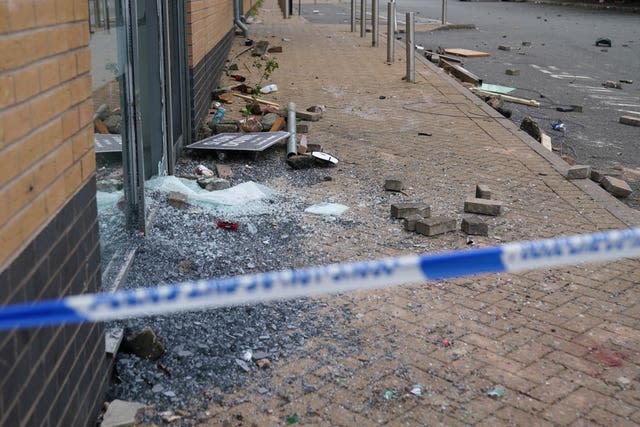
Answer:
xmin=397 ymin=35 xmax=640 ymax=227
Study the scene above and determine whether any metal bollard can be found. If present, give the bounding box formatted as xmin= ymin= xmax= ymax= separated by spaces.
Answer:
xmin=287 ymin=102 xmax=297 ymax=157
xmin=441 ymin=0 xmax=447 ymax=24
xmin=351 ymin=0 xmax=356 ymax=32
xmin=360 ymin=0 xmax=366 ymax=37
xmin=386 ymin=1 xmax=395 ymax=63
xmin=406 ymin=12 xmax=415 ymax=83
xmin=372 ymin=0 xmax=379 ymax=46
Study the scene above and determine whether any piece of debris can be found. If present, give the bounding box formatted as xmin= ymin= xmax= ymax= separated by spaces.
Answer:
xmin=566 ymin=165 xmax=591 ymax=180
xmin=418 ymin=132 xmax=432 ymax=136
xmin=601 ymin=176 xmax=633 ymax=198
xmin=384 ymin=179 xmax=404 ymax=192
xmin=555 ymin=106 xmax=575 ymax=112
xmin=602 ymin=80 xmax=622 ymax=89
xmin=197 ymin=177 xmax=231 ymax=191
xmin=522 ymin=41 xmax=532 ymax=46
xmin=161 ymin=412 xmax=181 ymax=423
xmin=498 ymin=45 xmax=511 ymax=51
xmin=231 ymin=92 xmax=280 ymax=108
xmin=256 ymin=359 xmax=271 ymax=369
xmin=216 ymin=164 xmax=233 ymax=179
xmin=617 ymin=377 xmax=632 ymax=390
xmin=620 ymin=79 xmax=633 ymax=84
xmin=287 ymin=154 xmax=317 ymax=169
xmin=311 ymin=151 xmax=339 ymax=165
xmin=470 ymin=88 xmax=540 ymax=107
xmin=167 ymin=191 xmax=189 ymax=209
xmin=252 ymin=40 xmax=269 ymax=56
xmin=540 ymin=133 xmax=552 ymax=151
xmin=121 ymin=327 xmax=166 ymax=360
xmin=216 ymin=220 xmax=239 ymax=231
xmin=487 ymin=386 xmax=506 ymax=398
xmin=403 ymin=214 xmax=423 ymax=232
xmin=595 ymin=37 xmax=612 ymax=47
xmin=242 ymin=349 xmax=253 ymax=361
xmin=505 ymin=68 xmax=520 ymax=76
xmin=296 ymin=109 xmax=321 ymax=122
xmin=590 ymin=169 xmax=621 ymax=183
xmin=390 ymin=203 xmax=431 ymax=219
xmin=620 ymin=115 xmax=640 ymax=127
xmin=101 ymin=400 xmax=147 ymax=427
xmin=519 ymin=116 xmax=542 ymax=142
xmin=561 ymin=155 xmax=577 ymax=165
xmin=307 ymin=143 xmax=323 ymax=152
xmin=213 ymin=122 xmax=239 ymax=133
xmin=267 ymin=46 xmax=283 ymax=53
xmin=270 ymin=116 xmax=286 ymax=132
xmin=416 ymin=217 xmax=456 ymax=236
xmin=443 ymin=48 xmax=490 ymax=57
xmin=297 ymin=122 xmax=310 ymax=133
xmin=260 ymin=84 xmax=278 ymax=94
xmin=285 ymin=413 xmax=300 ymax=425
xmin=409 ymin=385 xmax=423 ymax=397
xmin=441 ymin=60 xmax=482 ymax=85
xmin=304 ymin=203 xmax=349 ymax=216
xmin=239 ymin=116 xmax=263 ymax=132
xmin=94 ymin=118 xmax=109 ymax=134
xmin=383 ymin=389 xmax=398 ymax=400
xmin=235 ymin=359 xmax=251 ymax=372
xmin=195 ymin=164 xmax=214 ymax=177
xmin=461 ymin=217 xmax=488 ymax=236
xmin=464 ymin=198 xmax=502 ymax=216
xmin=476 ymin=184 xmax=491 ymax=199
xmin=479 ymin=83 xmax=515 ymax=94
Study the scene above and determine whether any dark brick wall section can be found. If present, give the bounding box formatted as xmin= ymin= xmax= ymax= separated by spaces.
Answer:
xmin=189 ymin=28 xmax=235 ymax=137
xmin=0 ymin=178 xmax=109 ymax=427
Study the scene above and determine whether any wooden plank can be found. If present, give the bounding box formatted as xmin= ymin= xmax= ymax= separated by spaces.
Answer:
xmin=231 ymin=92 xmax=281 ymax=108
xmin=444 ymin=48 xmax=490 ymax=58
xmin=469 ymin=87 xmax=540 ymax=107
xmin=440 ymin=60 xmax=482 ymax=85
xmin=270 ymin=116 xmax=285 ymax=132
xmin=94 ymin=119 xmax=109 ymax=134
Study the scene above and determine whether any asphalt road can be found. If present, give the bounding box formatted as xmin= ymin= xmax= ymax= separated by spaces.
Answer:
xmin=302 ymin=2 xmax=640 ymax=174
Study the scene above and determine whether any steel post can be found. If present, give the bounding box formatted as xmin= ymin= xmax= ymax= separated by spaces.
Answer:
xmin=351 ymin=0 xmax=356 ymax=32
xmin=360 ymin=0 xmax=366 ymax=37
xmin=441 ymin=0 xmax=447 ymax=24
xmin=287 ymin=102 xmax=297 ymax=157
xmin=386 ymin=1 xmax=394 ymax=63
xmin=406 ymin=12 xmax=415 ymax=82
xmin=372 ymin=0 xmax=379 ymax=46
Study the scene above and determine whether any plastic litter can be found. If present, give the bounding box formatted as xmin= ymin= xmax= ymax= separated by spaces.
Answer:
xmin=260 ymin=84 xmax=278 ymax=94
xmin=383 ymin=389 xmax=398 ymax=400
xmin=304 ymin=203 xmax=349 ymax=216
xmin=216 ymin=220 xmax=239 ymax=231
xmin=617 ymin=377 xmax=631 ymax=390
xmin=409 ymin=385 xmax=423 ymax=396
xmin=242 ymin=349 xmax=253 ymax=361
xmin=487 ymin=386 xmax=505 ymax=397
xmin=195 ymin=165 xmax=214 ymax=177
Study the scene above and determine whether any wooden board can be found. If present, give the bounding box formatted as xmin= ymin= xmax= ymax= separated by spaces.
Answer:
xmin=444 ymin=48 xmax=490 ymax=58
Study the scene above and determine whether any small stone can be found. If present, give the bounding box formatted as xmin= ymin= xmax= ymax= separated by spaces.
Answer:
xmin=167 ymin=191 xmax=188 ymax=209
xmin=152 ymin=384 xmax=164 ymax=393
xmin=121 ymin=327 xmax=165 ymax=360
xmin=602 ymin=80 xmax=622 ymax=89
xmin=261 ymin=112 xmax=279 ymax=129
xmin=617 ymin=377 xmax=631 ymax=390
xmin=384 ymin=179 xmax=404 ymax=192
xmin=101 ymin=400 xmax=147 ymax=427
xmin=520 ymin=116 xmax=542 ymax=142
xmin=256 ymin=359 xmax=270 ymax=369
xmin=391 ymin=203 xmax=431 ymax=219
xmin=505 ymin=68 xmax=520 ymax=76
xmin=287 ymin=154 xmax=316 ymax=169
xmin=235 ymin=359 xmax=251 ymax=372
xmin=163 ymin=391 xmax=176 ymax=398
xmin=601 ymin=176 xmax=633 ymax=198
xmin=403 ymin=214 xmax=423 ymax=232
xmin=212 ymin=122 xmax=238 ymax=133
xmin=252 ymin=351 xmax=270 ymax=360
xmin=461 ymin=217 xmax=488 ymax=236
xmin=475 ymin=184 xmax=491 ymax=199
xmin=416 ymin=217 xmax=456 ymax=236
xmin=296 ymin=122 xmax=310 ymax=133
xmin=498 ymin=45 xmax=511 ymax=51
xmin=464 ymin=198 xmax=502 ymax=216
xmin=566 ymin=165 xmax=591 ymax=180
xmin=590 ymin=169 xmax=620 ymax=183
xmin=197 ymin=177 xmax=231 ymax=191
xmin=522 ymin=41 xmax=532 ymax=46
xmin=620 ymin=115 xmax=640 ymax=127
xmin=257 ymin=387 xmax=269 ymax=394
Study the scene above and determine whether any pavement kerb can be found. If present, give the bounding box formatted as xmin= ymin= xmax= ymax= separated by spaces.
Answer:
xmin=395 ymin=34 xmax=640 ymax=228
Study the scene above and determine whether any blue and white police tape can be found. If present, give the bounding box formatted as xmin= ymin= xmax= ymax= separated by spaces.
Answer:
xmin=1 ymin=227 xmax=640 ymax=331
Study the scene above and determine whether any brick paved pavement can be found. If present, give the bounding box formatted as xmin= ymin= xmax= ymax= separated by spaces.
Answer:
xmin=199 ymin=2 xmax=640 ymax=425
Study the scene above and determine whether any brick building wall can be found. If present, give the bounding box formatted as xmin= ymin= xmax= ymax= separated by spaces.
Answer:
xmin=0 ymin=0 xmax=108 ymax=426
xmin=186 ymin=0 xmax=235 ymax=135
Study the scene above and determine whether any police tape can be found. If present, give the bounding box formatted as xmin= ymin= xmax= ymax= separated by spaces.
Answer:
xmin=1 ymin=227 xmax=640 ymax=331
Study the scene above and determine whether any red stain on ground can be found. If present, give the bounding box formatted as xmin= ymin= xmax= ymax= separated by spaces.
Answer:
xmin=590 ymin=347 xmax=627 ymax=367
